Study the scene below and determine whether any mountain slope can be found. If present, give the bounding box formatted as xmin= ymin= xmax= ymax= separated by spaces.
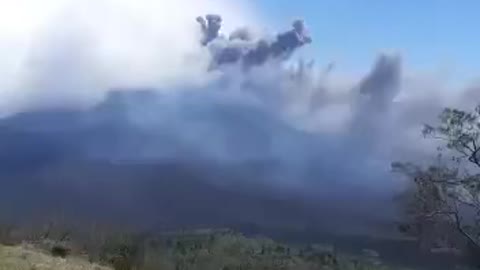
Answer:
xmin=0 ymin=89 xmax=395 ymax=235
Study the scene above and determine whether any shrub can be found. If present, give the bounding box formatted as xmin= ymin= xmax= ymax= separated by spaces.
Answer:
xmin=51 ymin=244 xmax=71 ymax=258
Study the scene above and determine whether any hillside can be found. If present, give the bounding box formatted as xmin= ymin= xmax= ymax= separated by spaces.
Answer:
xmin=0 ymin=89 xmax=394 ymax=235
xmin=0 ymin=244 xmax=110 ymax=270
xmin=0 ymin=230 xmax=418 ymax=270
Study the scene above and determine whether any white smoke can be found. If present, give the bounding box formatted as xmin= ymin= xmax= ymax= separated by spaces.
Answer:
xmin=0 ymin=0 xmax=258 ymax=115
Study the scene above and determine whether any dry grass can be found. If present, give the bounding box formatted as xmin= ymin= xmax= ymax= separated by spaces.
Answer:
xmin=0 ymin=244 xmax=112 ymax=270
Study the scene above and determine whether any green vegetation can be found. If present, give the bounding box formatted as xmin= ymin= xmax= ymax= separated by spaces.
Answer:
xmin=1 ymin=227 xmax=413 ymax=270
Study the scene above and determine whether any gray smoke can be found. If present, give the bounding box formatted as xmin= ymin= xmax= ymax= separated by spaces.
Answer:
xmin=198 ymin=14 xmax=312 ymax=69
xmin=358 ymin=53 xmax=402 ymax=110
xmin=197 ymin=14 xmax=223 ymax=45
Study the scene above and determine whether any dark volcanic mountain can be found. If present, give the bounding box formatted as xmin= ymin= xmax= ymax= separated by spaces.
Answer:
xmin=0 ymin=89 xmax=395 ymax=234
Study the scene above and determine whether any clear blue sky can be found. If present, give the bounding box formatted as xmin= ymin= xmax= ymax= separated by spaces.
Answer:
xmin=257 ymin=0 xmax=479 ymax=81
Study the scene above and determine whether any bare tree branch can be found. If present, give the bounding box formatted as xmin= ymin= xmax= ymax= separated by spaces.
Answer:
xmin=394 ymin=104 xmax=480 ymax=255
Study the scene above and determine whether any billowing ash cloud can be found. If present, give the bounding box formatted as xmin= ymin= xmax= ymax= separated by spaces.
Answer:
xmin=197 ymin=14 xmax=223 ymax=45
xmin=0 ymin=1 xmax=478 ymax=236
xmin=197 ymin=14 xmax=312 ymax=69
xmin=357 ymin=53 xmax=402 ymax=110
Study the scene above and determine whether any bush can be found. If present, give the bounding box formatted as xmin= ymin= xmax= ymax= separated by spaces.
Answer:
xmin=51 ymin=244 xmax=71 ymax=258
xmin=0 ymin=224 xmax=14 ymax=245
xmin=99 ymin=233 xmax=144 ymax=270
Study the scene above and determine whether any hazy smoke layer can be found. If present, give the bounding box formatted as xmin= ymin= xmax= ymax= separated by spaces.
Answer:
xmin=0 ymin=0 xmax=478 ymax=234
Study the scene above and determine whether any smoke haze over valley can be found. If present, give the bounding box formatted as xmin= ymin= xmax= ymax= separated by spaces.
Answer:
xmin=0 ymin=0 xmax=479 ymax=240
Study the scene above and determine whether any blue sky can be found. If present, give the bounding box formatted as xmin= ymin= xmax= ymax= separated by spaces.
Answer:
xmin=257 ymin=0 xmax=479 ymax=81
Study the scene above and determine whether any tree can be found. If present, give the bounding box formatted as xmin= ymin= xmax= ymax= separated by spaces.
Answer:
xmin=392 ymin=105 xmax=480 ymax=256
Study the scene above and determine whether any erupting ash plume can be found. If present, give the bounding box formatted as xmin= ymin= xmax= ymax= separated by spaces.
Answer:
xmin=197 ymin=14 xmax=312 ymax=69
xmin=357 ymin=53 xmax=402 ymax=111
xmin=197 ymin=14 xmax=223 ymax=45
